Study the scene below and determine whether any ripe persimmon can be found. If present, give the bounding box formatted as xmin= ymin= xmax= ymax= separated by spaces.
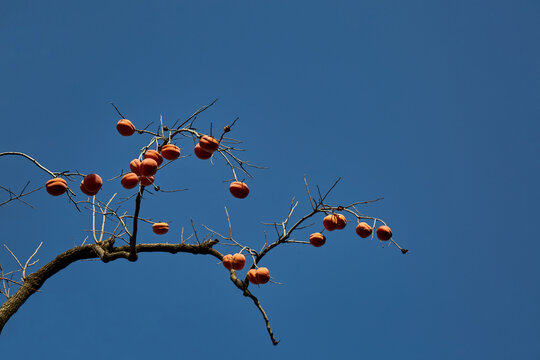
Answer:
xmin=376 ymin=225 xmax=392 ymax=241
xmin=144 ymin=150 xmax=163 ymax=166
xmin=139 ymin=175 xmax=155 ymax=186
xmin=140 ymin=158 xmax=158 ymax=177
xmin=80 ymin=180 xmax=98 ymax=196
xmin=309 ymin=233 xmax=326 ymax=247
xmin=229 ymin=181 xmax=249 ymax=199
xmin=152 ymin=222 xmax=169 ymax=235
xmin=82 ymin=174 xmax=103 ymax=193
xmin=247 ymin=268 xmax=271 ymax=285
xmin=247 ymin=269 xmax=259 ymax=284
xmin=121 ymin=173 xmax=139 ymax=189
xmin=160 ymin=144 xmax=180 ymax=161
xmin=116 ymin=119 xmax=135 ymax=136
xmin=323 ymin=214 xmax=339 ymax=231
xmin=232 ymin=253 xmax=246 ymax=270
xmin=222 ymin=253 xmax=246 ymax=270
xmin=255 ymin=267 xmax=271 ymax=284
xmin=194 ymin=144 xmax=212 ymax=160
xmin=335 ymin=214 xmax=347 ymax=229
xmin=355 ymin=222 xmax=373 ymax=238
xmin=45 ymin=178 xmax=67 ymax=196
xmin=199 ymin=135 xmax=219 ymax=153
xmin=222 ymin=254 xmax=234 ymax=270
xmin=130 ymin=159 xmax=141 ymax=175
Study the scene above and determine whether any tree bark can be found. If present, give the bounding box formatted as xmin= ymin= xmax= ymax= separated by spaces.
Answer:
xmin=0 ymin=240 xmax=220 ymax=333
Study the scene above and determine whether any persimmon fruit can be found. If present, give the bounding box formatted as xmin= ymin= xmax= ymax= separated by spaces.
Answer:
xmin=222 ymin=253 xmax=246 ymax=270
xmin=199 ymin=135 xmax=219 ymax=153
xmin=139 ymin=175 xmax=155 ymax=186
xmin=144 ymin=150 xmax=163 ymax=166
xmin=80 ymin=180 xmax=98 ymax=196
xmin=152 ymin=222 xmax=169 ymax=235
xmin=116 ymin=119 xmax=135 ymax=136
xmin=121 ymin=173 xmax=139 ymax=189
xmin=255 ymin=267 xmax=271 ymax=284
xmin=222 ymin=254 xmax=234 ymax=270
xmin=247 ymin=268 xmax=271 ymax=285
xmin=194 ymin=144 xmax=212 ymax=160
xmin=247 ymin=269 xmax=259 ymax=284
xmin=45 ymin=178 xmax=67 ymax=196
xmin=160 ymin=144 xmax=180 ymax=161
xmin=140 ymin=158 xmax=158 ymax=177
xmin=335 ymin=214 xmax=347 ymax=229
xmin=355 ymin=222 xmax=373 ymax=238
xmin=323 ymin=214 xmax=339 ymax=231
xmin=232 ymin=253 xmax=246 ymax=270
xmin=229 ymin=181 xmax=249 ymax=199
xmin=309 ymin=233 xmax=326 ymax=247
xmin=376 ymin=225 xmax=392 ymax=241
xmin=82 ymin=174 xmax=103 ymax=193
xmin=130 ymin=159 xmax=141 ymax=175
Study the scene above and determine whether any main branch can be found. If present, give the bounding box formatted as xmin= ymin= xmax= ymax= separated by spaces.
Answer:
xmin=0 ymin=239 xmax=220 ymax=334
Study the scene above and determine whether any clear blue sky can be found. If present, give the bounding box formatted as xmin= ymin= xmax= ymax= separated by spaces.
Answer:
xmin=1 ymin=1 xmax=539 ymax=358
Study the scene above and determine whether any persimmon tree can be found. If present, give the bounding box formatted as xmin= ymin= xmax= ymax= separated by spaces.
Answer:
xmin=0 ymin=100 xmax=407 ymax=345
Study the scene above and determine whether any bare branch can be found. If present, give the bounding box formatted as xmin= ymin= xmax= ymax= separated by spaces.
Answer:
xmin=0 ymin=152 xmax=55 ymax=177
xmin=109 ymin=102 xmax=127 ymax=119
xmin=22 ymin=242 xmax=42 ymax=280
xmin=3 ymin=245 xmax=23 ymax=272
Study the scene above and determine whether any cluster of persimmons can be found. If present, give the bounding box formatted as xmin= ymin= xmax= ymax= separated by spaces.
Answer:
xmin=44 ymin=117 xmax=395 ymax=288
xmin=307 ymin=214 xmax=393 ymax=249
xmin=221 ymin=216 xmax=393 ymax=286
xmin=221 ymin=253 xmax=271 ymax=285
xmin=44 ymin=118 xmax=264 ymax=283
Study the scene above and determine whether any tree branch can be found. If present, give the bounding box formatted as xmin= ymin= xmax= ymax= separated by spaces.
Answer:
xmin=0 ymin=239 xmax=220 ymax=334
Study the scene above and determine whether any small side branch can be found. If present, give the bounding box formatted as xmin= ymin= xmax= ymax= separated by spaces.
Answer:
xmin=228 ymin=270 xmax=280 ymax=345
xmin=0 ymin=152 xmax=55 ymax=177
xmin=243 ymin=288 xmax=280 ymax=345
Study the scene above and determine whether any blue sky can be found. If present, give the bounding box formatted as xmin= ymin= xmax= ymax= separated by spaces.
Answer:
xmin=1 ymin=1 xmax=539 ymax=358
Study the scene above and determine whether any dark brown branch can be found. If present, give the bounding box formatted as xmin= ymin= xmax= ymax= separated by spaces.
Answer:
xmin=128 ymin=189 xmax=144 ymax=261
xmin=109 ymin=102 xmax=127 ymax=119
xmin=228 ymin=270 xmax=280 ymax=345
xmin=0 ymin=239 xmax=220 ymax=334
xmin=171 ymin=99 xmax=218 ymax=131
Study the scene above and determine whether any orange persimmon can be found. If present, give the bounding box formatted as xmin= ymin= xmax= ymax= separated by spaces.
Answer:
xmin=255 ymin=267 xmax=271 ymax=284
xmin=139 ymin=175 xmax=155 ymax=186
xmin=140 ymin=158 xmax=158 ymax=177
xmin=247 ymin=269 xmax=259 ymax=284
xmin=45 ymin=178 xmax=67 ymax=196
xmin=376 ymin=225 xmax=392 ymax=241
xmin=222 ymin=253 xmax=246 ymax=270
xmin=229 ymin=181 xmax=249 ymax=199
xmin=232 ymin=253 xmax=246 ymax=270
xmin=355 ymin=222 xmax=373 ymax=238
xmin=199 ymin=135 xmax=219 ymax=153
xmin=121 ymin=173 xmax=139 ymax=189
xmin=309 ymin=233 xmax=326 ymax=247
xmin=80 ymin=180 xmax=98 ymax=196
xmin=194 ymin=143 xmax=212 ymax=160
xmin=323 ymin=214 xmax=339 ymax=231
xmin=144 ymin=150 xmax=163 ymax=166
xmin=222 ymin=254 xmax=234 ymax=270
xmin=152 ymin=222 xmax=169 ymax=235
xmin=160 ymin=144 xmax=181 ymax=161
xmin=82 ymin=174 xmax=103 ymax=193
xmin=116 ymin=119 xmax=135 ymax=136
xmin=130 ymin=159 xmax=141 ymax=175
xmin=335 ymin=214 xmax=347 ymax=230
